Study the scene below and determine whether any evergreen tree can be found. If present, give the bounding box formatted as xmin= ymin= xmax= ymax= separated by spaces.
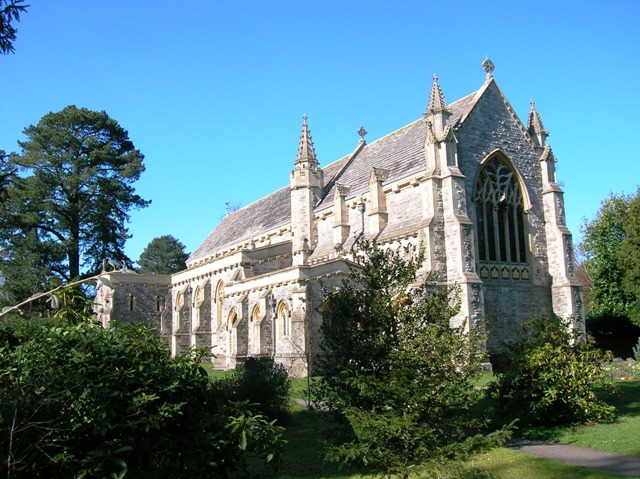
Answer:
xmin=0 ymin=0 xmax=28 ymax=54
xmin=317 ymin=240 xmax=507 ymax=478
xmin=580 ymin=191 xmax=632 ymax=319
xmin=137 ymin=235 xmax=190 ymax=274
xmin=0 ymin=106 xmax=149 ymax=303
xmin=619 ymin=190 xmax=640 ymax=326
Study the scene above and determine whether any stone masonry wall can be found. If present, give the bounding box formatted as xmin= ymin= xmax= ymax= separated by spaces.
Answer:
xmin=454 ymin=81 xmax=555 ymax=355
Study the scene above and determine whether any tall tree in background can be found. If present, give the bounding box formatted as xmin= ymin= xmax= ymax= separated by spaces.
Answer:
xmin=0 ymin=106 xmax=149 ymax=303
xmin=618 ymin=190 xmax=640 ymax=326
xmin=580 ymin=192 xmax=633 ymax=320
xmin=0 ymin=0 xmax=28 ymax=54
xmin=137 ymin=235 xmax=189 ymax=274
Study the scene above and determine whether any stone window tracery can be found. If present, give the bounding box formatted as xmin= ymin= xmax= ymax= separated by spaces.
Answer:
xmin=474 ymin=156 xmax=529 ymax=279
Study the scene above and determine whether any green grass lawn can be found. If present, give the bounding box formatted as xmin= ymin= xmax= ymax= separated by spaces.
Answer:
xmin=519 ymin=380 xmax=640 ymax=457
xmin=277 ymin=378 xmax=640 ymax=478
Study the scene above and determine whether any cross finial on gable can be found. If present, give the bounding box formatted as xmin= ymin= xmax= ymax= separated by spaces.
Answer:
xmin=482 ymin=57 xmax=495 ymax=77
xmin=357 ymin=126 xmax=368 ymax=144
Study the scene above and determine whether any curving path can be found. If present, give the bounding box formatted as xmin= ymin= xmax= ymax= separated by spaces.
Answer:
xmin=507 ymin=438 xmax=640 ymax=478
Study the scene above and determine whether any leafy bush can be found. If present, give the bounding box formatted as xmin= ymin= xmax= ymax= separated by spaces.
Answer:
xmin=225 ymin=355 xmax=292 ymax=423
xmin=0 ymin=318 xmax=284 ymax=478
xmin=488 ymin=315 xmax=616 ymax=426
xmin=317 ymin=240 xmax=509 ymax=478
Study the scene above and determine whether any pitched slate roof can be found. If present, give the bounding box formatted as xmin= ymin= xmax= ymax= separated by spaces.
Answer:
xmin=188 ymin=187 xmax=292 ymax=264
xmin=188 ymin=88 xmax=479 ymax=265
xmin=318 ymin=91 xmax=475 ymax=209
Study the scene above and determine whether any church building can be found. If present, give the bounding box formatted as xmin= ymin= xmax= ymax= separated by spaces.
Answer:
xmin=94 ymin=60 xmax=582 ymax=374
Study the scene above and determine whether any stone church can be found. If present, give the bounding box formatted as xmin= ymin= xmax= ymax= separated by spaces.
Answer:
xmin=94 ymin=60 xmax=582 ymax=374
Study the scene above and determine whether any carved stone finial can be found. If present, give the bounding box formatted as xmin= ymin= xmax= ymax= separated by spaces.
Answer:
xmin=296 ymin=114 xmax=318 ymax=165
xmin=482 ymin=57 xmax=495 ymax=76
xmin=530 ymin=99 xmax=535 ymax=109
xmin=424 ymin=73 xmax=450 ymax=117
xmin=357 ymin=126 xmax=368 ymax=143
xmin=527 ymin=98 xmax=548 ymax=139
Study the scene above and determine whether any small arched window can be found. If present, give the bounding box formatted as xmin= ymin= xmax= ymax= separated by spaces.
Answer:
xmin=474 ymin=156 xmax=528 ymax=265
xmin=175 ymin=290 xmax=184 ymax=311
xmin=215 ymin=281 xmax=224 ymax=330
xmin=228 ymin=307 xmax=238 ymax=329
xmin=251 ymin=305 xmax=261 ymax=353
xmin=277 ymin=302 xmax=290 ymax=337
xmin=193 ymin=285 xmax=204 ymax=308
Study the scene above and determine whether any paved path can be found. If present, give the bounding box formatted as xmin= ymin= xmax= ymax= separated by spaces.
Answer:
xmin=507 ymin=438 xmax=640 ymax=478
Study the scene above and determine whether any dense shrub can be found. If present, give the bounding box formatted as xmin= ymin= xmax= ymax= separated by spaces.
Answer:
xmin=225 ymin=356 xmax=292 ymax=423
xmin=317 ymin=240 xmax=509 ymax=478
xmin=0 ymin=318 xmax=284 ymax=478
xmin=488 ymin=315 xmax=616 ymax=427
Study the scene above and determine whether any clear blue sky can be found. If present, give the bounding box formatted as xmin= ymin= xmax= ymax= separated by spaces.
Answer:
xmin=1 ymin=0 xmax=639 ymax=262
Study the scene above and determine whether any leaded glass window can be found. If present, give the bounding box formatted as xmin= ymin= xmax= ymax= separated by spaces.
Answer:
xmin=474 ymin=157 xmax=527 ymax=265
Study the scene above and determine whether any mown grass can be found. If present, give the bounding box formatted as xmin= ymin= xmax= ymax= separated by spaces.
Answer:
xmin=519 ymin=380 xmax=640 ymax=457
xmin=277 ymin=377 xmax=640 ymax=478
xmin=469 ymin=448 xmax=625 ymax=479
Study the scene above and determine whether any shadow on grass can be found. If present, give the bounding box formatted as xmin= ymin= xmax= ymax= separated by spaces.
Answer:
xmin=605 ymin=380 xmax=640 ymax=417
xmin=278 ymin=409 xmax=369 ymax=479
xmin=498 ymin=380 xmax=640 ymax=443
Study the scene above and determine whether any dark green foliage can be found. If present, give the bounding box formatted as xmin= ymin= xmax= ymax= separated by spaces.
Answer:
xmin=0 ymin=0 xmax=27 ymax=54
xmin=580 ymin=190 xmax=637 ymax=324
xmin=0 ymin=106 xmax=149 ymax=304
xmin=137 ymin=234 xmax=190 ymax=274
xmin=225 ymin=356 xmax=292 ymax=423
xmin=0 ymin=229 xmax=57 ymax=312
xmin=0 ymin=318 xmax=284 ymax=478
xmin=317 ymin=240 xmax=508 ymax=478
xmin=618 ymin=191 xmax=640 ymax=326
xmin=489 ymin=315 xmax=616 ymax=427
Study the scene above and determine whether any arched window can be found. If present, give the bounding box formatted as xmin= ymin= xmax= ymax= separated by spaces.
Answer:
xmin=228 ymin=307 xmax=238 ymax=329
xmin=251 ymin=305 xmax=261 ymax=354
xmin=215 ymin=281 xmax=224 ymax=330
xmin=277 ymin=301 xmax=290 ymax=337
xmin=474 ymin=156 xmax=528 ymax=266
xmin=175 ymin=290 xmax=184 ymax=311
xmin=228 ymin=307 xmax=238 ymax=358
xmin=193 ymin=285 xmax=204 ymax=308
xmin=127 ymin=293 xmax=136 ymax=312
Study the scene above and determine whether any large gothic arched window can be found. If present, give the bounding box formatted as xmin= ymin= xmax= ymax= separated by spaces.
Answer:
xmin=474 ymin=156 xmax=528 ymax=267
